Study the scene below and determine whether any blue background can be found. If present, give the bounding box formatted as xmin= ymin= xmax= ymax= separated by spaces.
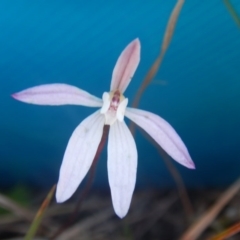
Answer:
xmin=0 ymin=0 xmax=240 ymax=190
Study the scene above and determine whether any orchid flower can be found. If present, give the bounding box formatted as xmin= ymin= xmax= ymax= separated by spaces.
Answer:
xmin=12 ymin=39 xmax=195 ymax=218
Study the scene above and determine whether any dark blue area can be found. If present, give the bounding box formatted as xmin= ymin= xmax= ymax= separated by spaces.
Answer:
xmin=0 ymin=0 xmax=240 ymax=191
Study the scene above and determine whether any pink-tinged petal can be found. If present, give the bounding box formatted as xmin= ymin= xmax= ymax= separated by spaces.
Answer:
xmin=110 ymin=39 xmax=140 ymax=93
xmin=108 ymin=121 xmax=137 ymax=218
xmin=125 ymin=108 xmax=195 ymax=169
xmin=12 ymin=83 xmax=102 ymax=107
xmin=56 ymin=110 xmax=104 ymax=202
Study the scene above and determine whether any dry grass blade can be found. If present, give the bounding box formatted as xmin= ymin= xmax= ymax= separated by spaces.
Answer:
xmin=223 ymin=0 xmax=240 ymax=27
xmin=179 ymin=178 xmax=240 ymax=240
xmin=0 ymin=215 xmax=22 ymax=225
xmin=131 ymin=0 xmax=185 ymax=113
xmin=0 ymin=193 xmax=34 ymax=221
xmin=56 ymin=207 xmax=113 ymax=240
xmin=209 ymin=221 xmax=240 ymax=240
xmin=135 ymin=194 xmax=177 ymax=239
xmin=1 ymin=189 xmax=238 ymax=239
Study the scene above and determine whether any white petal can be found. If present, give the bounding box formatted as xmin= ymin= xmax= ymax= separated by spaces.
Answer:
xmin=108 ymin=121 xmax=137 ymax=218
xmin=100 ymin=92 xmax=111 ymax=114
xmin=12 ymin=83 xmax=102 ymax=107
xmin=125 ymin=108 xmax=195 ymax=169
xmin=110 ymin=39 xmax=140 ymax=93
xmin=56 ymin=110 xmax=105 ymax=202
xmin=116 ymin=98 xmax=128 ymax=122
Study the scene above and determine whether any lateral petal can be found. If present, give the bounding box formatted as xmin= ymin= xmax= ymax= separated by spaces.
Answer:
xmin=125 ymin=108 xmax=195 ymax=169
xmin=56 ymin=110 xmax=104 ymax=202
xmin=12 ymin=83 xmax=102 ymax=107
xmin=110 ymin=39 xmax=140 ymax=93
xmin=108 ymin=121 xmax=137 ymax=218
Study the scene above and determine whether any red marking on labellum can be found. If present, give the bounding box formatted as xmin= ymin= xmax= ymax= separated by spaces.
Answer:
xmin=110 ymin=90 xmax=121 ymax=111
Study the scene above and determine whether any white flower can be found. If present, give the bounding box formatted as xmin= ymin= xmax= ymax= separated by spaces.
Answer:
xmin=12 ymin=39 xmax=195 ymax=218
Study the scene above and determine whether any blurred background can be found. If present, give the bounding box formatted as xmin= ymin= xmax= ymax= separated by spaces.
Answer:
xmin=0 ymin=1 xmax=240 ymax=239
xmin=1 ymin=0 xmax=239 ymax=190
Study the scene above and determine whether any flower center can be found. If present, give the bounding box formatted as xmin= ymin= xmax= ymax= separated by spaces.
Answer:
xmin=100 ymin=90 xmax=128 ymax=125
xmin=110 ymin=90 xmax=121 ymax=111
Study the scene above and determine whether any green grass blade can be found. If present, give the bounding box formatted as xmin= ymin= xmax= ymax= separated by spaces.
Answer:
xmin=24 ymin=185 xmax=56 ymax=240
